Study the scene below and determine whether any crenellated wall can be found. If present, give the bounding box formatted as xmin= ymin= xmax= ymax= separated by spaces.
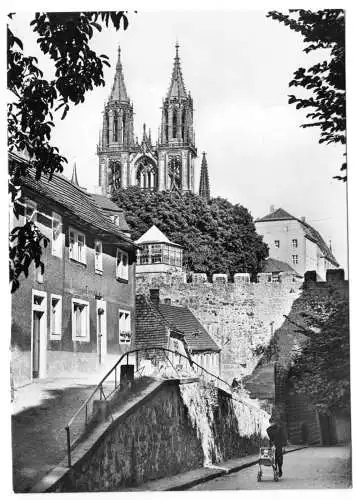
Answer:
xmin=136 ymin=274 xmax=301 ymax=383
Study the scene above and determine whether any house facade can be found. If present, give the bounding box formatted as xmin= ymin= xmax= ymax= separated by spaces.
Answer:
xmin=10 ymin=152 xmax=137 ymax=388
xmin=255 ymin=207 xmax=339 ymax=281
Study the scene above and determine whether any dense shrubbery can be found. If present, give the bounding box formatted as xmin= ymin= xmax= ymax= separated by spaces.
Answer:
xmin=112 ymin=187 xmax=268 ymax=277
xmin=289 ymin=298 xmax=350 ymax=416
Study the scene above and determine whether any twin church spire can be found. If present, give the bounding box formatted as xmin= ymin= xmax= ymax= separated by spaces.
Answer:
xmin=97 ymin=43 xmax=209 ymax=197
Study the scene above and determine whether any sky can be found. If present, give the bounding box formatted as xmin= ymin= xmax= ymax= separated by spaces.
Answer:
xmin=9 ymin=9 xmax=348 ymax=271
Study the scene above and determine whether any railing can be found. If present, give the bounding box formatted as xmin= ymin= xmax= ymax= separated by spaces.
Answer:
xmin=64 ymin=346 xmax=260 ymax=468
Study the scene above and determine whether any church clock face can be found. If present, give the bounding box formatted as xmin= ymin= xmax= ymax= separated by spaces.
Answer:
xmin=168 ymin=156 xmax=182 ymax=191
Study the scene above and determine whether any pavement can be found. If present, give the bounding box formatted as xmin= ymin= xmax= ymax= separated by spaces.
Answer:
xmin=190 ymin=445 xmax=352 ymax=490
xmin=123 ymin=445 xmax=309 ymax=491
xmin=12 ymin=377 xmax=100 ymax=493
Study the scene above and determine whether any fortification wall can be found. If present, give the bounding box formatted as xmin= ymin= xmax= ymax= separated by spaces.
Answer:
xmin=136 ymin=273 xmax=300 ymax=382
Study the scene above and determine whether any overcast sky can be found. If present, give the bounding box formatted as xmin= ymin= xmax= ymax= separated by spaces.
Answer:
xmin=9 ymin=9 xmax=348 ymax=270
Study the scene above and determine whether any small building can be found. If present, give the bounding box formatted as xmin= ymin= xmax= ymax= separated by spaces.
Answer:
xmin=255 ymin=207 xmax=339 ymax=281
xmin=135 ymin=225 xmax=183 ymax=274
xmin=134 ymin=289 xmax=221 ymax=377
xmin=257 ymin=258 xmax=303 ymax=283
xmin=9 ymin=152 xmax=138 ymax=388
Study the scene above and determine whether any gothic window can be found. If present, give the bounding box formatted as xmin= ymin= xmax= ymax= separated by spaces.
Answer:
xmin=172 ymin=109 xmax=177 ymax=139
xmin=109 ymin=161 xmax=121 ymax=192
xmin=164 ymin=109 xmax=169 ymax=142
xmin=136 ymin=157 xmax=158 ymax=190
xmin=168 ymin=156 xmax=182 ymax=191
xmin=181 ymin=108 xmax=186 ymax=140
xmin=105 ymin=113 xmax=110 ymax=145
xmin=113 ymin=112 xmax=118 ymax=142
xmin=122 ymin=112 xmax=126 ymax=144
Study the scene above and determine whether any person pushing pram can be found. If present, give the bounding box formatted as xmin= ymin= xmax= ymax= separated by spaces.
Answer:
xmin=266 ymin=412 xmax=288 ymax=478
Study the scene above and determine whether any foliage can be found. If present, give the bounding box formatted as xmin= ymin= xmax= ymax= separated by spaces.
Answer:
xmin=8 ymin=11 xmax=131 ymax=292
xmin=289 ymin=297 xmax=350 ymax=416
xmin=267 ymin=10 xmax=346 ymax=181
xmin=112 ymin=187 xmax=268 ymax=277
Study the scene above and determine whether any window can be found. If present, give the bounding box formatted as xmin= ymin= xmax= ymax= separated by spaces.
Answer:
xmin=69 ymin=228 xmax=86 ymax=264
xmin=292 ymin=239 xmax=298 ymax=248
xmin=116 ymin=249 xmax=129 ymax=281
xmin=119 ymin=310 xmax=131 ymax=344
xmin=25 ymin=200 xmax=37 ymax=222
xmin=274 ymin=240 xmax=280 ymax=248
xmin=52 ymin=212 xmax=63 ymax=257
xmin=272 ymin=273 xmax=281 ymax=283
xmin=50 ymin=295 xmax=62 ymax=339
xmin=72 ymin=299 xmax=89 ymax=341
xmin=151 ymin=244 xmax=162 ymax=264
xmin=95 ymin=240 xmax=103 ymax=273
xmin=292 ymin=255 xmax=299 ymax=265
xmin=111 ymin=215 xmax=120 ymax=226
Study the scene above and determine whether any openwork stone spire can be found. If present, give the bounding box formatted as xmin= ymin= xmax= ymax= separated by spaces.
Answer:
xmin=199 ymin=152 xmax=210 ymax=201
xmin=109 ymin=45 xmax=129 ymax=102
xmin=166 ymin=42 xmax=187 ymax=99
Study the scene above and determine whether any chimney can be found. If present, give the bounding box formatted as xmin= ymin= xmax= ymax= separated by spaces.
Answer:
xmin=270 ymin=205 xmax=275 ymax=214
xmin=149 ymin=289 xmax=160 ymax=307
xmin=164 ymin=298 xmax=171 ymax=305
xmin=301 ymin=216 xmax=306 ymax=223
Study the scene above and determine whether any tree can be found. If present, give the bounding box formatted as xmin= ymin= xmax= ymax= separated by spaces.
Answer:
xmin=8 ymin=11 xmax=132 ymax=292
xmin=289 ymin=297 xmax=350 ymax=416
xmin=267 ymin=10 xmax=346 ymax=181
xmin=112 ymin=187 xmax=268 ymax=277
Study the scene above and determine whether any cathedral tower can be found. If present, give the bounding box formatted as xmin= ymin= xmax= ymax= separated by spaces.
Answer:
xmin=199 ymin=152 xmax=210 ymax=201
xmin=97 ymin=46 xmax=135 ymax=194
xmin=158 ymin=43 xmax=197 ymax=192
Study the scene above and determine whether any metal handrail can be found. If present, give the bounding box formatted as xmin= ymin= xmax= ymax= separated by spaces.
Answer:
xmin=64 ymin=346 xmax=261 ymax=467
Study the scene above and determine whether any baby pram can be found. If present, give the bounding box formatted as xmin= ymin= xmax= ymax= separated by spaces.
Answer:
xmin=257 ymin=446 xmax=279 ymax=482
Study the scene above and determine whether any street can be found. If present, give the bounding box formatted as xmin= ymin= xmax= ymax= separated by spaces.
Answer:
xmin=190 ymin=446 xmax=352 ymax=490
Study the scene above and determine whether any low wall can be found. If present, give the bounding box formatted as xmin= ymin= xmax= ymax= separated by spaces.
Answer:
xmin=48 ymin=379 xmax=268 ymax=492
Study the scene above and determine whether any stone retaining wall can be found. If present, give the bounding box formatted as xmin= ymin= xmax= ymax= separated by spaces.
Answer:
xmin=49 ymin=379 xmax=268 ymax=492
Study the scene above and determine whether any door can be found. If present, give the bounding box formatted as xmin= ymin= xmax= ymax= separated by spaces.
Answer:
xmin=32 ymin=311 xmax=42 ymax=378
xmin=97 ymin=299 xmax=107 ymax=363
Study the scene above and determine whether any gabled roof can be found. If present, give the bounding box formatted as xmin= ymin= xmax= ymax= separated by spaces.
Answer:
xmin=262 ymin=258 xmax=302 ymax=277
xmin=255 ymin=208 xmax=295 ymax=222
xmin=109 ymin=45 xmax=130 ymax=103
xmin=158 ymin=303 xmax=221 ymax=353
xmin=135 ymin=224 xmax=182 ymax=247
xmin=166 ymin=43 xmax=187 ymax=100
xmin=9 ymin=152 xmax=136 ymax=247
xmin=256 ymin=207 xmax=338 ymax=266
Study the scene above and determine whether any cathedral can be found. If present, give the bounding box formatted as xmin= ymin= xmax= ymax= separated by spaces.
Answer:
xmin=97 ymin=43 xmax=210 ymax=199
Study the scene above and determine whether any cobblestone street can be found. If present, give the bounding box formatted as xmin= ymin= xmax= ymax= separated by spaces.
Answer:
xmin=190 ymin=446 xmax=352 ymax=490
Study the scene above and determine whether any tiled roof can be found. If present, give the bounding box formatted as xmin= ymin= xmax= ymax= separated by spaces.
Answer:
xmin=158 ymin=303 xmax=220 ymax=353
xmin=301 ymin=220 xmax=338 ymax=266
xmin=255 ymin=208 xmax=295 ymax=222
xmin=134 ymin=295 xmax=170 ymax=350
xmin=10 ymin=152 xmax=136 ymax=246
xmin=136 ymin=224 xmax=182 ymax=247
xmin=262 ymin=258 xmax=302 ymax=277
xmin=88 ymin=193 xmax=131 ymax=232
xmin=256 ymin=207 xmax=338 ymax=266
